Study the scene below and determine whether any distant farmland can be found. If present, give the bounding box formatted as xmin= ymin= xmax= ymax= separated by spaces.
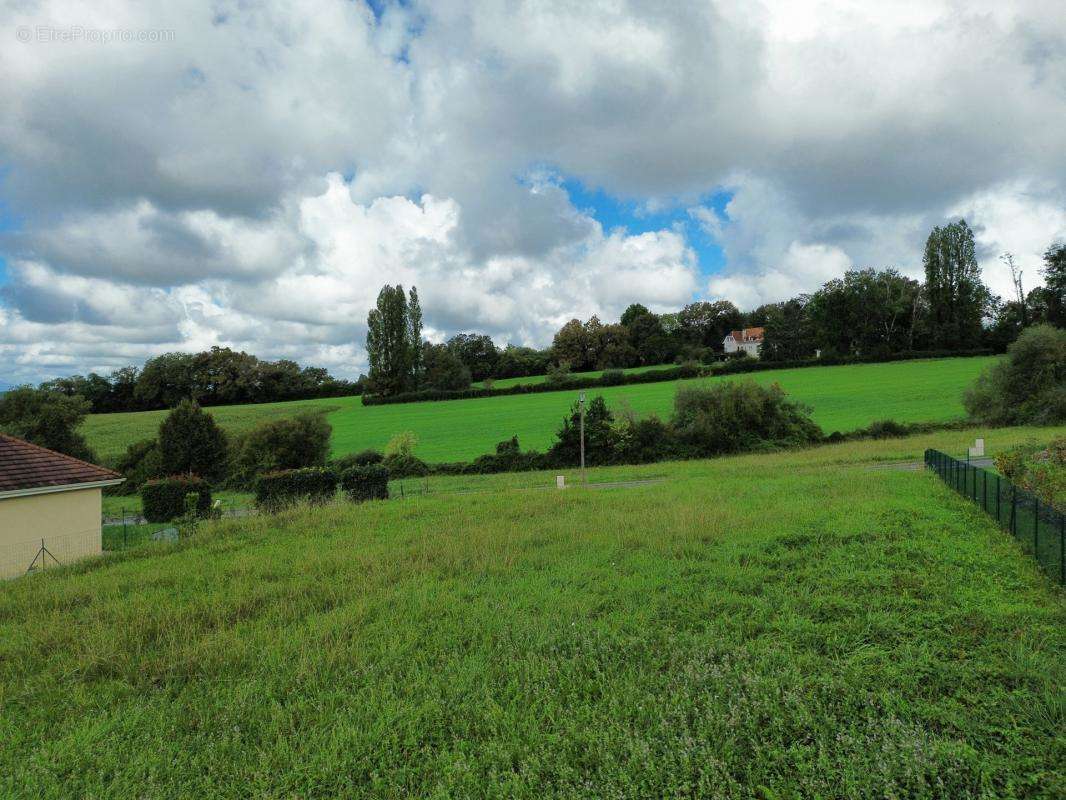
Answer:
xmin=83 ymin=356 xmax=997 ymax=463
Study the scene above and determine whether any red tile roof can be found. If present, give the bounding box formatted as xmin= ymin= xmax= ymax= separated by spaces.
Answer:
xmin=0 ymin=434 xmax=121 ymax=494
xmin=728 ymin=327 xmax=765 ymax=342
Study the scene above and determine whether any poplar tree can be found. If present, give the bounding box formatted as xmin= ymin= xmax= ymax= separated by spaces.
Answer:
xmin=366 ymin=285 xmax=424 ymax=395
xmin=922 ymin=219 xmax=989 ymax=348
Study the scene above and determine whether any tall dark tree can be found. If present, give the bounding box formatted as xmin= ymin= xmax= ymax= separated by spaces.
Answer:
xmin=678 ymin=300 xmax=744 ymax=351
xmin=922 ymin=220 xmax=990 ymax=348
xmin=1040 ymin=242 xmax=1066 ymax=328
xmin=620 ymin=305 xmax=675 ymax=365
xmin=760 ymin=299 xmax=816 ymax=360
xmin=447 ymin=333 xmax=499 ymax=381
xmin=157 ymin=400 xmax=229 ymax=482
xmin=620 ymin=303 xmax=651 ymax=328
xmin=551 ymin=319 xmax=592 ymax=370
xmin=422 ymin=342 xmax=472 ymax=390
xmin=407 ymin=287 xmax=424 ymax=380
xmin=135 ymin=352 xmax=197 ymax=408
xmin=806 ymin=269 xmax=922 ymax=355
xmin=366 ymin=285 xmax=423 ymax=395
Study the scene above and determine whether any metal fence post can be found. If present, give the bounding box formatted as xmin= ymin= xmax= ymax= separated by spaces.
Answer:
xmin=996 ymin=475 xmax=1001 ymax=522
xmin=1010 ymin=486 xmax=1017 ymax=538
xmin=1034 ymin=498 xmax=1040 ymax=556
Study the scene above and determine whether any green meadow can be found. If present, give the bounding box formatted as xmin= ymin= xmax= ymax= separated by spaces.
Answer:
xmin=2 ymin=428 xmax=1063 ymax=798
xmin=83 ymin=356 xmax=997 ymax=463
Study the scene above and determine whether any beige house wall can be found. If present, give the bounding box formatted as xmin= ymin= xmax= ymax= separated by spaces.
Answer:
xmin=0 ymin=487 xmax=103 ymax=579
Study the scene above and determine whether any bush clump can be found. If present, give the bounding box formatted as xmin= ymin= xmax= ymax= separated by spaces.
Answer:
xmin=994 ymin=438 xmax=1066 ymax=511
xmin=331 ymin=449 xmax=384 ymax=473
xmin=141 ymin=476 xmax=213 ymax=522
xmin=254 ymin=467 xmax=337 ymax=512
xmin=964 ymin=324 xmax=1066 ymax=425
xmin=341 ymin=464 xmax=390 ymax=502
xmin=383 ymin=431 xmax=429 ymax=478
xmin=111 ymin=438 xmax=162 ymax=493
xmin=230 ymin=413 xmax=331 ymax=487
xmin=670 ymin=380 xmax=822 ymax=457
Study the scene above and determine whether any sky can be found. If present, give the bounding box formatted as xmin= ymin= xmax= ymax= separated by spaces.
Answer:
xmin=1 ymin=0 xmax=1065 ymax=385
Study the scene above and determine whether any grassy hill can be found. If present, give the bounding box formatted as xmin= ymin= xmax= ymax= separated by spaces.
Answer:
xmin=83 ymin=356 xmax=997 ymax=463
xmin=2 ymin=431 xmax=1063 ymax=797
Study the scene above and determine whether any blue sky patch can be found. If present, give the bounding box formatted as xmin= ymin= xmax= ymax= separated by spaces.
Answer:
xmin=562 ymin=177 xmax=732 ymax=285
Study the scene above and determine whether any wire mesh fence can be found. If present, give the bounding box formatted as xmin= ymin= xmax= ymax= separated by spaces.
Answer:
xmin=925 ymin=449 xmax=1064 ymax=585
xmin=0 ymin=527 xmax=109 ymax=580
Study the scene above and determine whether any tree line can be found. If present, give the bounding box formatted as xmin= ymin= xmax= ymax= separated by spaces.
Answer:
xmin=34 ymin=346 xmax=364 ymax=413
xmin=366 ymin=221 xmax=1066 ymax=396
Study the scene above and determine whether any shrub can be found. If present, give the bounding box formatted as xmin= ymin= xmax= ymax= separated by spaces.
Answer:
xmin=157 ymin=400 xmax=229 ymax=482
xmin=112 ymin=438 xmax=162 ymax=493
xmin=141 ymin=476 xmax=212 ymax=522
xmin=995 ymin=437 xmax=1066 ymax=511
xmin=254 ymin=467 xmax=338 ymax=512
xmin=230 ymin=413 xmax=331 ymax=487
xmin=614 ymin=413 xmax=678 ymax=464
xmin=383 ymin=431 xmax=429 ymax=477
xmin=383 ymin=453 xmax=430 ymax=478
xmin=545 ymin=361 xmax=572 ymax=386
xmin=862 ymin=419 xmax=910 ymax=439
xmin=467 ymin=436 xmax=546 ymax=473
xmin=331 ymin=449 xmax=384 ymax=473
xmin=341 ymin=464 xmax=390 ymax=502
xmin=963 ymin=324 xmax=1066 ymax=425
xmin=548 ymin=395 xmax=618 ymax=467
xmin=670 ymin=380 xmax=822 ymax=457
xmin=600 ymin=369 xmax=626 ymax=386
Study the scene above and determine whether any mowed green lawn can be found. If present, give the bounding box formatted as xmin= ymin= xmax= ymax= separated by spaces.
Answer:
xmin=1 ymin=434 xmax=1062 ymax=798
xmin=83 ymin=356 xmax=997 ymax=463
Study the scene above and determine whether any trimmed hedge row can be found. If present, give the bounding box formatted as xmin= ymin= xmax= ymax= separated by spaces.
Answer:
xmin=141 ymin=476 xmax=213 ymax=522
xmin=362 ymin=350 xmax=993 ymax=405
xmin=252 ymin=465 xmax=391 ymax=512
xmin=362 ymin=364 xmax=705 ymax=405
xmin=254 ymin=467 xmax=338 ymax=512
xmin=340 ymin=465 xmax=390 ymax=502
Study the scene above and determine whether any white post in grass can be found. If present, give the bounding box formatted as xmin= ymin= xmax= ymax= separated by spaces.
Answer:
xmin=557 ymin=475 xmax=566 ymax=490
xmin=579 ymin=391 xmax=587 ymax=486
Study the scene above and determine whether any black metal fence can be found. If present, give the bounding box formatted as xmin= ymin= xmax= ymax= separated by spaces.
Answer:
xmin=924 ymin=449 xmax=1064 ymax=585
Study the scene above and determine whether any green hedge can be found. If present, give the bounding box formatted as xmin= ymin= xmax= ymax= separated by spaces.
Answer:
xmin=141 ymin=476 xmax=213 ymax=522
xmin=340 ymin=465 xmax=390 ymax=502
xmin=362 ymin=350 xmax=992 ymax=405
xmin=254 ymin=467 xmax=337 ymax=512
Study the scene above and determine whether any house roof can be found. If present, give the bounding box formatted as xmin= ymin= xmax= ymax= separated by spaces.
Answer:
xmin=728 ymin=327 xmax=765 ymax=342
xmin=0 ymin=434 xmax=121 ymax=495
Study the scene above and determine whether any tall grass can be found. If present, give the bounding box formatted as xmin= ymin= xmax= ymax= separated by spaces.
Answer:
xmin=1 ymin=435 xmax=1063 ymax=798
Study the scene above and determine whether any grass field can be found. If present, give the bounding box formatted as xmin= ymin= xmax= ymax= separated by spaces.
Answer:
xmin=1 ymin=430 xmax=1063 ymax=798
xmin=83 ymin=356 xmax=997 ymax=463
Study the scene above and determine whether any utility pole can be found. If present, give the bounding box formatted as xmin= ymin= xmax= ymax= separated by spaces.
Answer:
xmin=579 ymin=391 xmax=587 ymax=485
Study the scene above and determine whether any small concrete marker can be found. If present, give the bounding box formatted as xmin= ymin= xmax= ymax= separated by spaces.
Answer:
xmin=557 ymin=475 xmax=566 ymax=489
